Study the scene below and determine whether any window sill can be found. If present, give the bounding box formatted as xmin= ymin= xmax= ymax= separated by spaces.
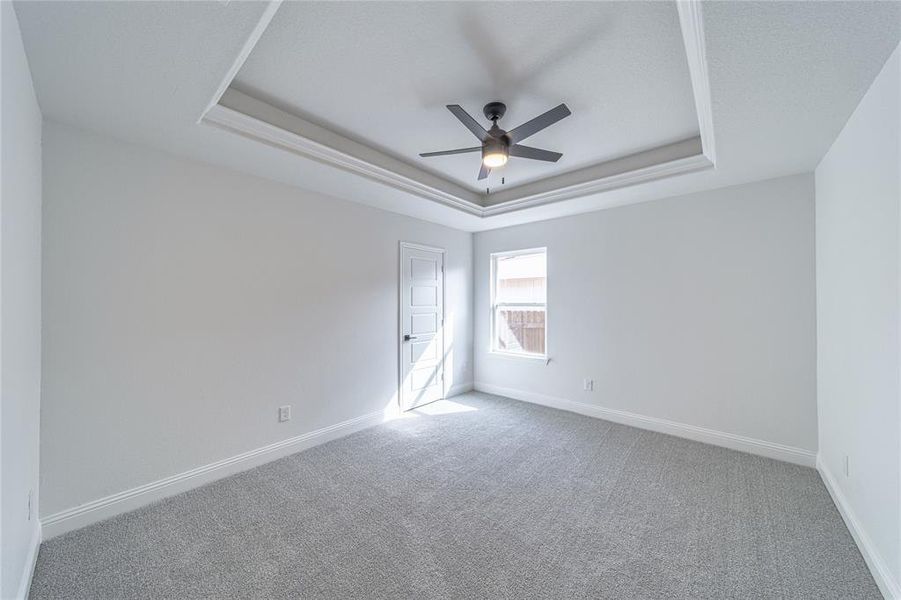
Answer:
xmin=488 ymin=351 xmax=550 ymax=365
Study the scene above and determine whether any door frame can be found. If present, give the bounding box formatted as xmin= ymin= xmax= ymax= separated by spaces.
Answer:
xmin=398 ymin=241 xmax=447 ymax=411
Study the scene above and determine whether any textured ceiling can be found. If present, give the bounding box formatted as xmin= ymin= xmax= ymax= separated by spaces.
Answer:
xmin=12 ymin=0 xmax=270 ymax=147
xmin=12 ymin=1 xmax=900 ymax=231
xmin=231 ymin=1 xmax=699 ymax=193
xmin=704 ymin=0 xmax=901 ymax=177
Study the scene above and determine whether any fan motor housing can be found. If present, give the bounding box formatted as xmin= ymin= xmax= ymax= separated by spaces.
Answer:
xmin=482 ymin=135 xmax=508 ymax=159
xmin=483 ymin=102 xmax=507 ymax=122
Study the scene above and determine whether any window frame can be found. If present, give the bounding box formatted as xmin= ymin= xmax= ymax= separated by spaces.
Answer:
xmin=489 ymin=247 xmax=548 ymax=360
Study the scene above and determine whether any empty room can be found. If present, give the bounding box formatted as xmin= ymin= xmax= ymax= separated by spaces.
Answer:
xmin=2 ymin=0 xmax=900 ymax=598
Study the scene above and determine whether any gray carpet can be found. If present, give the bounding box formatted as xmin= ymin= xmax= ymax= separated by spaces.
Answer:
xmin=30 ymin=393 xmax=878 ymax=599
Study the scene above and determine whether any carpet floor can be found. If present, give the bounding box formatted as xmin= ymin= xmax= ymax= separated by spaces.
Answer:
xmin=30 ymin=392 xmax=879 ymax=599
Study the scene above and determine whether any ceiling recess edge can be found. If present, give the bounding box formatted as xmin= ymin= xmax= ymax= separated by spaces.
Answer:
xmin=197 ymin=0 xmax=717 ymax=219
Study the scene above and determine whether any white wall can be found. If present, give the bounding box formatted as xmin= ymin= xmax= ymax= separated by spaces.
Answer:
xmin=815 ymin=42 xmax=900 ymax=596
xmin=40 ymin=121 xmax=472 ymax=521
xmin=1 ymin=3 xmax=43 ymax=598
xmin=474 ymin=174 xmax=817 ymax=457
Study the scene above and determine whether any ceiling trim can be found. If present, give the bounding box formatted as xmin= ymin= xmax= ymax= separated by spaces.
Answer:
xmin=203 ymin=102 xmax=485 ymax=216
xmin=677 ymin=0 xmax=716 ymax=166
xmin=197 ymin=0 xmax=284 ymax=123
xmin=481 ymin=149 xmax=713 ymax=217
xmin=198 ymin=0 xmax=717 ymax=219
xmin=483 ymin=137 xmax=704 ymax=207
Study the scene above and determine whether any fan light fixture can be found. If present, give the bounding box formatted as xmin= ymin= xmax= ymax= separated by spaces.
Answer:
xmin=419 ymin=102 xmax=571 ymax=181
xmin=482 ymin=135 xmax=508 ymax=168
xmin=482 ymin=151 xmax=508 ymax=168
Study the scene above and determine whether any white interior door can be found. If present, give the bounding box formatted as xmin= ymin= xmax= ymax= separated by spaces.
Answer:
xmin=399 ymin=243 xmax=445 ymax=411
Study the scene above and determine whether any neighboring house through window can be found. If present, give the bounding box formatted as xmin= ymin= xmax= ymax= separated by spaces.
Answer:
xmin=490 ymin=248 xmax=547 ymax=357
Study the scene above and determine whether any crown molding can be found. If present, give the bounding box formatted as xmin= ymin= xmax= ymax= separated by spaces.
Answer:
xmin=198 ymin=0 xmax=718 ymax=220
xmin=203 ymin=97 xmax=712 ymax=219
xmin=197 ymin=0 xmax=284 ymax=123
xmin=481 ymin=150 xmax=713 ymax=217
xmin=481 ymin=137 xmax=706 ymax=209
xmin=678 ymin=0 xmax=717 ymax=166
xmin=203 ymin=100 xmax=485 ymax=216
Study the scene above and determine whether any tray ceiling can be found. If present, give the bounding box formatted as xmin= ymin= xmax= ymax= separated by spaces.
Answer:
xmin=228 ymin=1 xmax=703 ymax=200
xmin=16 ymin=0 xmax=897 ymax=230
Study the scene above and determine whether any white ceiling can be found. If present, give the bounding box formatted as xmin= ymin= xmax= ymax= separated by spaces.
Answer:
xmin=232 ymin=1 xmax=699 ymax=193
xmin=12 ymin=1 xmax=901 ymax=232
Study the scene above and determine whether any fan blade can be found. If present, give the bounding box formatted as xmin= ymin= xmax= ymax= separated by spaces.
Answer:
xmin=478 ymin=164 xmax=490 ymax=180
xmin=447 ymin=105 xmax=489 ymax=142
xmin=505 ymin=103 xmax=571 ymax=144
xmin=419 ymin=147 xmax=482 ymax=158
xmin=509 ymin=144 xmax=563 ymax=163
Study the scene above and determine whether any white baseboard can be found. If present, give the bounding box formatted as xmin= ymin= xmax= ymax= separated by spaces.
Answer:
xmin=817 ymin=456 xmax=899 ymax=600
xmin=447 ymin=382 xmax=474 ymax=397
xmin=473 ymin=382 xmax=817 ymax=467
xmin=16 ymin=520 xmax=41 ymax=600
xmin=41 ymin=409 xmax=387 ymax=540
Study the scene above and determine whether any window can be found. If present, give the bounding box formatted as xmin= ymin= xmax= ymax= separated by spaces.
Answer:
xmin=490 ymin=248 xmax=547 ymax=357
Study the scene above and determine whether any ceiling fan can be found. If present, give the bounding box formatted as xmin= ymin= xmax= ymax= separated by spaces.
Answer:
xmin=419 ymin=102 xmax=572 ymax=181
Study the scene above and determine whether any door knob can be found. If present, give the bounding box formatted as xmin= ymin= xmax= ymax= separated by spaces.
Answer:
xmin=404 ymin=334 xmax=418 ymax=341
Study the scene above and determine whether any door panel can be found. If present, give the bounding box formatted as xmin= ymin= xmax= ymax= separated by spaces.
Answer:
xmin=410 ymin=314 xmax=437 ymax=335
xmin=411 ymin=286 xmax=437 ymax=306
xmin=411 ymin=257 xmax=437 ymax=280
xmin=400 ymin=244 xmax=444 ymax=410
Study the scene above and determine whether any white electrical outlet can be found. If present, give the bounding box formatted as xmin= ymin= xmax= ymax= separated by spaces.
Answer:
xmin=843 ymin=455 xmax=850 ymax=477
xmin=583 ymin=378 xmax=594 ymax=391
xmin=278 ymin=405 xmax=291 ymax=423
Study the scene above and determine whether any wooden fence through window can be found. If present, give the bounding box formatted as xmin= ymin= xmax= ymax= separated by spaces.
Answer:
xmin=499 ymin=310 xmax=545 ymax=354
